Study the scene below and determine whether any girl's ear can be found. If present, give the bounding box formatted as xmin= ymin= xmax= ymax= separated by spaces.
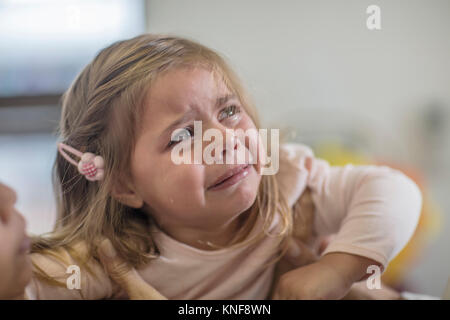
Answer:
xmin=112 ymin=181 xmax=144 ymax=209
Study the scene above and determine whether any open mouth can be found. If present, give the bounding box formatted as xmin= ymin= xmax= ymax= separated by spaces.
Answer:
xmin=208 ymin=164 xmax=251 ymax=191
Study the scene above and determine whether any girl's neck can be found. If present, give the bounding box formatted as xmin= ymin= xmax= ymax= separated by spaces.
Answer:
xmin=159 ymin=209 xmax=251 ymax=251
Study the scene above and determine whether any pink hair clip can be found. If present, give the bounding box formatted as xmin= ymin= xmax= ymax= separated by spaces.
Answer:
xmin=57 ymin=142 xmax=105 ymax=181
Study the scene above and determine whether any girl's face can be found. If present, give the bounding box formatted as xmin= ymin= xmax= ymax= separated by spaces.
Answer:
xmin=0 ymin=183 xmax=31 ymax=299
xmin=122 ymin=67 xmax=261 ymax=235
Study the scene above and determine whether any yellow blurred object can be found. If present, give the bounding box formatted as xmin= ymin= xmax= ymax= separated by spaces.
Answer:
xmin=315 ymin=141 xmax=370 ymax=166
xmin=314 ymin=141 xmax=442 ymax=288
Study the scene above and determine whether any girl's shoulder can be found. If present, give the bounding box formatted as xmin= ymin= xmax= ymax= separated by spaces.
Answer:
xmin=276 ymin=143 xmax=317 ymax=207
xmin=279 ymin=143 xmax=315 ymax=167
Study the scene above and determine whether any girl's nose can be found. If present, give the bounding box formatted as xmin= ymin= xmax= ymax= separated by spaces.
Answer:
xmin=216 ymin=130 xmax=240 ymax=162
xmin=222 ymin=131 xmax=239 ymax=154
xmin=205 ymin=128 xmax=240 ymax=162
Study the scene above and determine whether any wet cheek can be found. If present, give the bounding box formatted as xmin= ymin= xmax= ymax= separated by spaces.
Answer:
xmin=171 ymin=167 xmax=204 ymax=192
xmin=165 ymin=167 xmax=205 ymax=202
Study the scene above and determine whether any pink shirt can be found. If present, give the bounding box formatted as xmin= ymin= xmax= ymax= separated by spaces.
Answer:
xmin=25 ymin=143 xmax=422 ymax=299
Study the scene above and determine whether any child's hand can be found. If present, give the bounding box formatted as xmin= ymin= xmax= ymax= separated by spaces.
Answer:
xmin=271 ymin=258 xmax=351 ymax=300
xmin=271 ymin=250 xmax=382 ymax=300
xmin=97 ymin=239 xmax=167 ymax=300
xmin=0 ymin=182 xmax=32 ymax=299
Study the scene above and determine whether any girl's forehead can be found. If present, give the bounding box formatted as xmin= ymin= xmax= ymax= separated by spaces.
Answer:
xmin=144 ymin=67 xmax=231 ymax=116
xmin=138 ymin=67 xmax=233 ymax=135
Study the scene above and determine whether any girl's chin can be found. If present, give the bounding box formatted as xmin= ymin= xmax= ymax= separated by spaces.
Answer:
xmin=218 ymin=180 xmax=259 ymax=215
xmin=234 ymin=167 xmax=260 ymax=204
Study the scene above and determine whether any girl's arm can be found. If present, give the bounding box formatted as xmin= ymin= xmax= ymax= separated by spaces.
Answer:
xmin=311 ymin=160 xmax=422 ymax=272
xmin=274 ymin=143 xmax=422 ymax=299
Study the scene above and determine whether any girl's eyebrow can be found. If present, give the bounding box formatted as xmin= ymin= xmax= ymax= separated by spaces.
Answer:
xmin=159 ymin=94 xmax=237 ymax=139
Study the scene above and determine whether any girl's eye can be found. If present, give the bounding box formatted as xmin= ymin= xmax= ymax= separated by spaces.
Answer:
xmin=218 ymin=105 xmax=241 ymax=121
xmin=168 ymin=126 xmax=194 ymax=148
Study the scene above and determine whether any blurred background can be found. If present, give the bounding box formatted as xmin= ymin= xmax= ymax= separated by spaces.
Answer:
xmin=0 ymin=0 xmax=449 ymax=297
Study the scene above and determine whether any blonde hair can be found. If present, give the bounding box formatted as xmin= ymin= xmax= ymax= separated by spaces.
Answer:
xmin=31 ymin=34 xmax=315 ymax=285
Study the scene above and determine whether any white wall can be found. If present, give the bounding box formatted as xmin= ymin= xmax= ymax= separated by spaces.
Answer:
xmin=146 ymin=0 xmax=450 ymax=296
xmin=147 ymin=0 xmax=450 ymax=156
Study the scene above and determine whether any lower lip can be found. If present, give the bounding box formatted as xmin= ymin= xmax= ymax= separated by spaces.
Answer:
xmin=18 ymin=236 xmax=30 ymax=254
xmin=209 ymin=165 xmax=251 ymax=191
